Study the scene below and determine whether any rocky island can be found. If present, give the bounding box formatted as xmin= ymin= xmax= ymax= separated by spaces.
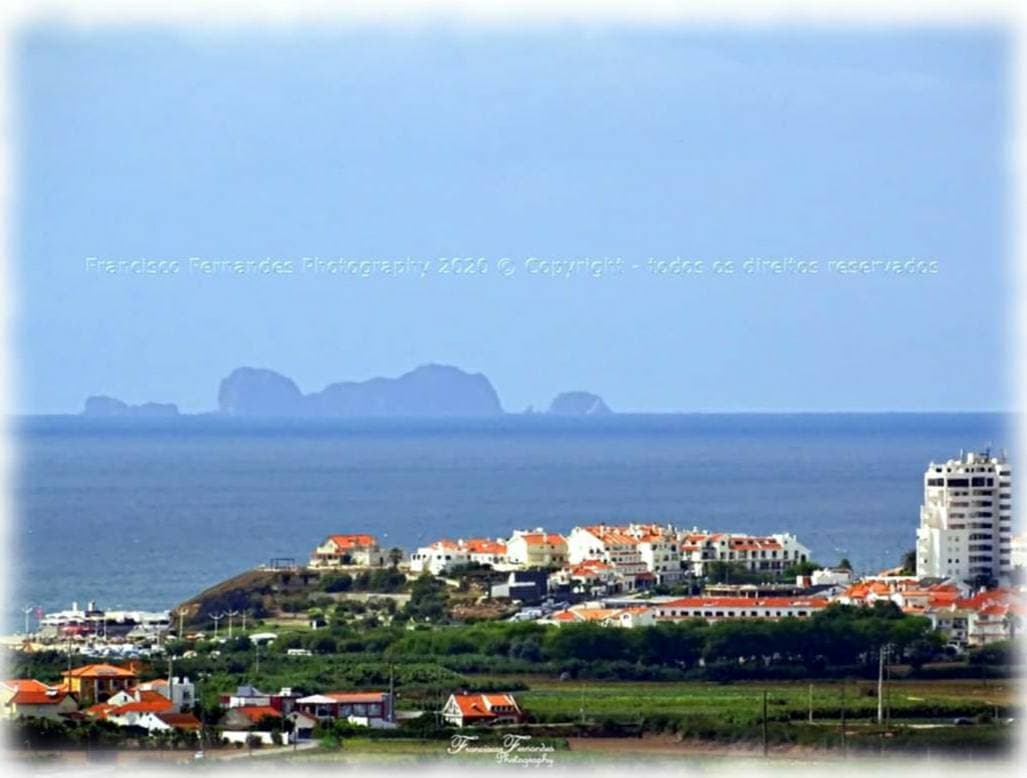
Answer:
xmin=218 ymin=363 xmax=504 ymax=417
xmin=80 ymin=366 xmax=612 ymax=418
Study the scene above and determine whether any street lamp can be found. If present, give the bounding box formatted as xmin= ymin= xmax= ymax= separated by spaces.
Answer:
xmin=211 ymin=613 xmax=225 ymax=640
xmin=21 ymin=604 xmax=38 ymax=636
xmin=226 ymin=610 xmax=240 ymax=639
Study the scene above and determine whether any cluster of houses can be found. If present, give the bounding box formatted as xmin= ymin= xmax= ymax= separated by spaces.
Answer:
xmin=311 ymin=524 xmax=812 ymax=595
xmin=539 ymin=575 xmax=1024 ymax=649
xmin=2 ymin=661 xmax=525 ymax=743
xmin=306 ymin=526 xmax=1023 ymax=648
xmin=1 ymin=663 xmax=201 ymax=735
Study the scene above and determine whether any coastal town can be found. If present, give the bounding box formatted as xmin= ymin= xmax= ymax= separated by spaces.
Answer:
xmin=3 ymin=449 xmax=1022 ymax=761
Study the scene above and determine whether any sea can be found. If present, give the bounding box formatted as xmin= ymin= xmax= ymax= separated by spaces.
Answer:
xmin=6 ymin=413 xmax=1014 ymax=629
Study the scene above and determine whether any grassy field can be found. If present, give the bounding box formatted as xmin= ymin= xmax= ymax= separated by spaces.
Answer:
xmin=511 ymin=678 xmax=1017 ymax=725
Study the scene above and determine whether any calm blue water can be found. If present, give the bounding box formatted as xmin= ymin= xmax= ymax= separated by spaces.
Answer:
xmin=8 ymin=413 xmax=1012 ymax=626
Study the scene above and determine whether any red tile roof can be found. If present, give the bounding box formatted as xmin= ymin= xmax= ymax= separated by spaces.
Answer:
xmin=112 ymin=698 xmax=175 ymax=714
xmin=328 ymin=534 xmax=377 ymax=549
xmin=428 ymin=539 xmax=461 ymax=550
xmin=233 ymin=705 xmax=281 ymax=722
xmin=85 ymin=702 xmax=116 ymax=719
xmin=464 ymin=539 xmax=507 ymax=555
xmin=9 ymin=686 xmax=73 ymax=706
xmin=519 ymin=533 xmax=565 ymax=546
xmin=62 ymin=663 xmax=137 ymax=679
xmin=2 ymin=679 xmax=51 ymax=694
xmin=450 ymin=693 xmax=519 ymax=719
xmin=584 ymin=526 xmax=639 ymax=546
xmin=156 ymin=712 xmax=202 ymax=730
xmin=729 ymin=537 xmax=782 ymax=550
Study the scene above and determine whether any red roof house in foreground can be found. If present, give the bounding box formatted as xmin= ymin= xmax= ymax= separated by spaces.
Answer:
xmin=442 ymin=693 xmax=523 ymax=727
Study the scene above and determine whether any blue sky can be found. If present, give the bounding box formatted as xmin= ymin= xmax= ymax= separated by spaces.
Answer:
xmin=13 ymin=25 xmax=1010 ymax=413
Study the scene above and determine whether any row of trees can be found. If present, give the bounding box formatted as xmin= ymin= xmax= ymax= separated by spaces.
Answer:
xmin=383 ymin=601 xmax=943 ymax=670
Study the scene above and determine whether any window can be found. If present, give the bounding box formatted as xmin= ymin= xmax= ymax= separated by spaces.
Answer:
xmin=948 ymin=478 xmax=970 ymax=487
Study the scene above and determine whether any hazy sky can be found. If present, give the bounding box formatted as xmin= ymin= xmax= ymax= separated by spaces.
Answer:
xmin=14 ymin=25 xmax=1010 ymax=413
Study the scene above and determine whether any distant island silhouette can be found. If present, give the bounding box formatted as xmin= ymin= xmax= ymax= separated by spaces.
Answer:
xmin=81 ymin=364 xmax=612 ymax=418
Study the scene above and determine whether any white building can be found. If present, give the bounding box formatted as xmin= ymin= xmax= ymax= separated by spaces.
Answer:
xmin=410 ymin=540 xmax=469 ymax=575
xmin=806 ymin=568 xmax=853 ymax=587
xmin=679 ymin=531 xmax=810 ymax=577
xmin=409 ymin=538 xmax=507 ymax=575
xmin=916 ymin=451 xmax=1013 ymax=583
xmin=1011 ymin=533 xmax=1027 ymax=573
xmin=566 ymin=526 xmax=652 ymax=591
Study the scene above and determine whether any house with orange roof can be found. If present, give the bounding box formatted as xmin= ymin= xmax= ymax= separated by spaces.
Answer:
xmin=506 ymin=529 xmax=568 ymax=569
xmin=541 ymin=604 xmax=657 ymax=628
xmin=220 ymin=704 xmax=282 ymax=731
xmin=954 ymin=589 xmax=1025 ymax=646
xmin=103 ymin=691 xmax=176 ymax=729
xmin=442 ymin=692 xmax=523 ymax=728
xmin=463 ymin=538 xmax=508 ymax=567
xmin=310 ymin=534 xmax=387 ymax=568
xmin=548 ymin=559 xmax=619 ymax=596
xmin=84 ymin=685 xmax=205 ymax=734
xmin=1 ymin=679 xmax=78 ymax=720
xmin=606 ymin=605 xmax=658 ymax=628
xmin=60 ymin=663 xmax=138 ymax=706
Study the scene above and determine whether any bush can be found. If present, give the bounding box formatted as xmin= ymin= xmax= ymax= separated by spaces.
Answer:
xmin=322 ymin=573 xmax=353 ymax=593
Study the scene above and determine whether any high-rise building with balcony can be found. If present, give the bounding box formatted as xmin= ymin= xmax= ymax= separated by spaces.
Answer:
xmin=916 ymin=451 xmax=1012 ymax=583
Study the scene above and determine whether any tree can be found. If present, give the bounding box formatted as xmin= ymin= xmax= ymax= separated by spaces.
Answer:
xmin=388 ymin=547 xmax=404 ymax=568
xmin=783 ymin=560 xmax=819 ymax=579
xmin=969 ymin=639 xmax=1017 ymax=666
xmin=838 ymin=558 xmax=853 ymax=571
xmin=402 ymin=574 xmax=449 ymax=623
xmin=900 ymin=549 xmax=917 ymax=576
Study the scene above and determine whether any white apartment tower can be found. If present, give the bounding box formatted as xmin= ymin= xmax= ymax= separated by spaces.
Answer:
xmin=916 ymin=451 xmax=1013 ymax=583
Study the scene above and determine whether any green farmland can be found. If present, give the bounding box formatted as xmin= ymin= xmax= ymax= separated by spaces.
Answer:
xmin=516 ymin=678 xmax=1017 ymax=725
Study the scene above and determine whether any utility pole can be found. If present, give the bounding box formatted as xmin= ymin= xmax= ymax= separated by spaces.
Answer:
xmin=255 ymin=642 xmax=260 ymax=675
xmin=762 ymin=690 xmax=768 ymax=757
xmin=877 ymin=645 xmax=886 ymax=725
xmin=389 ymin=663 xmax=395 ymax=721
xmin=885 ymin=653 xmax=892 ymax=726
xmin=840 ymin=682 xmax=847 ymax=757
xmin=177 ymin=609 xmax=185 ymax=638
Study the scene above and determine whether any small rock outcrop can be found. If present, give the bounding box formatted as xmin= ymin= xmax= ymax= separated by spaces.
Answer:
xmin=82 ymin=396 xmax=179 ymax=417
xmin=548 ymin=391 xmax=612 ymax=416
